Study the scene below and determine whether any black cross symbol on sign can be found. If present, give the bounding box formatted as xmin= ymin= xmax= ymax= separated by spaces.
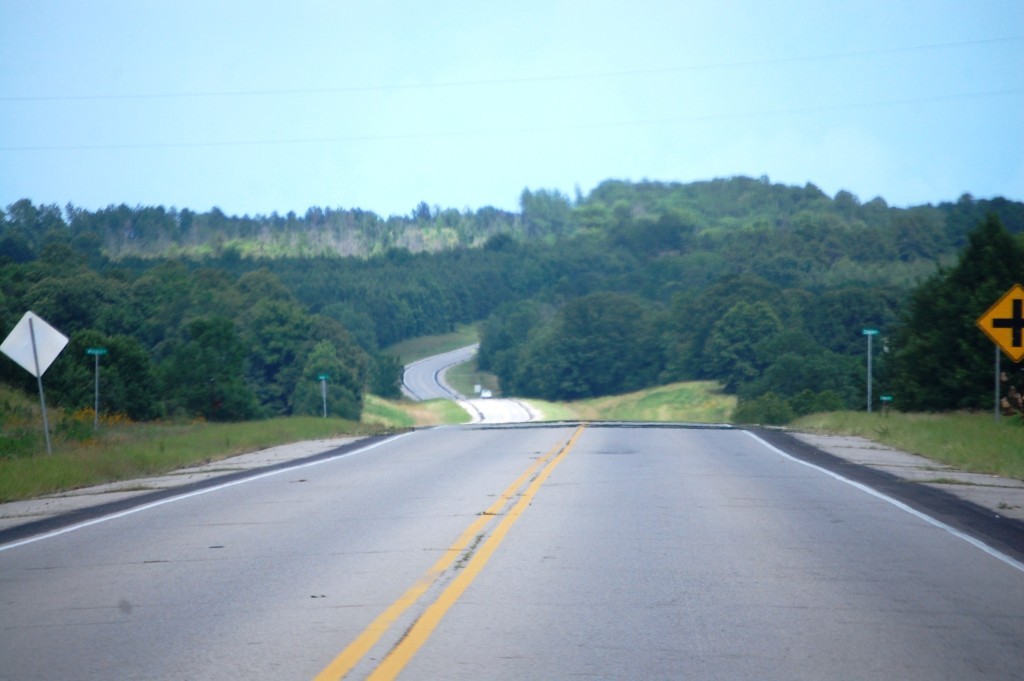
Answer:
xmin=993 ymin=299 xmax=1024 ymax=347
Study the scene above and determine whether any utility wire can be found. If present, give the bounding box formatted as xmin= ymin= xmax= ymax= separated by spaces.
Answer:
xmin=2 ymin=87 xmax=1021 ymax=152
xmin=1 ymin=35 xmax=1021 ymax=103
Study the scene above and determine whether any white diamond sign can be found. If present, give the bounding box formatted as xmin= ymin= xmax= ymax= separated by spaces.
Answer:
xmin=1 ymin=311 xmax=69 ymax=377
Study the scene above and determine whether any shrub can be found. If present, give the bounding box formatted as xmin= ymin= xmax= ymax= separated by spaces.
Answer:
xmin=733 ymin=392 xmax=796 ymax=425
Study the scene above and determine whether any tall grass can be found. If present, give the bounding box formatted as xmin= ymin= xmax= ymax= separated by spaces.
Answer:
xmin=792 ymin=411 xmax=1024 ymax=480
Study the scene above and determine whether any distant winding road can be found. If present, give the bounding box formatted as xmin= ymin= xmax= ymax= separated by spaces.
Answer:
xmin=401 ymin=344 xmax=539 ymax=423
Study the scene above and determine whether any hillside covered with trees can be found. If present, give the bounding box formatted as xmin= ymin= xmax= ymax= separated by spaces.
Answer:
xmin=2 ymin=176 xmax=1022 ymax=426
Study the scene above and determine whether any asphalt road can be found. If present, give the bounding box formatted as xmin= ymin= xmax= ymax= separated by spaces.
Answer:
xmin=401 ymin=344 xmax=538 ymax=424
xmin=2 ymin=423 xmax=1022 ymax=680
xmin=401 ymin=345 xmax=476 ymax=401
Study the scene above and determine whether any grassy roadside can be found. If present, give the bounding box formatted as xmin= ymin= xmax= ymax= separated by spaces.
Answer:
xmin=0 ymin=320 xmax=486 ymax=502
xmin=791 ymin=411 xmax=1024 ymax=480
xmin=1 ymin=383 xmax=471 ymax=502
xmin=0 ymin=414 xmax=390 ymax=503
xmin=443 ymin=357 xmax=500 ymax=398
xmin=525 ymin=381 xmax=736 ymax=424
xmin=6 ymin=358 xmax=1021 ymax=504
xmin=363 ymin=394 xmax=470 ymax=428
xmin=382 ymin=324 xmax=478 ymax=365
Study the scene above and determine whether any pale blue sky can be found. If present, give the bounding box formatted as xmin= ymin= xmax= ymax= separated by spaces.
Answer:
xmin=1 ymin=1 xmax=1022 ymax=218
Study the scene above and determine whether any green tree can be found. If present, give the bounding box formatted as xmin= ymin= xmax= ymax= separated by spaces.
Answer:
xmin=291 ymin=341 xmax=362 ymax=419
xmin=511 ymin=293 xmax=662 ymax=400
xmin=663 ymin=275 xmax=782 ymax=382
xmin=367 ymin=353 xmax=403 ymax=399
xmin=890 ymin=214 xmax=1024 ymax=410
xmin=520 ymin=188 xmax=573 ymax=238
xmin=160 ymin=317 xmax=259 ymax=421
xmin=242 ymin=299 xmax=309 ymax=415
xmin=704 ymin=301 xmax=784 ymax=392
xmin=47 ymin=330 xmax=160 ymax=420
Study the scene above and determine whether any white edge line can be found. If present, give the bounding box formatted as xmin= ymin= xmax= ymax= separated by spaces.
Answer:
xmin=744 ymin=430 xmax=1024 ymax=574
xmin=0 ymin=432 xmax=412 ymax=553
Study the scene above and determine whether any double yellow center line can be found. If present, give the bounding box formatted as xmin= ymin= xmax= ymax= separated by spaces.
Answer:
xmin=314 ymin=424 xmax=586 ymax=681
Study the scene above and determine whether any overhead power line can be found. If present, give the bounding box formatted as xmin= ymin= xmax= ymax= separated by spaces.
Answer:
xmin=2 ymin=87 xmax=1021 ymax=153
xmin=1 ymin=35 xmax=1021 ymax=103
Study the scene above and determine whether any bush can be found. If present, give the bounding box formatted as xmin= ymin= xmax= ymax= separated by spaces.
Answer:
xmin=788 ymin=389 xmax=846 ymax=417
xmin=733 ymin=392 xmax=796 ymax=425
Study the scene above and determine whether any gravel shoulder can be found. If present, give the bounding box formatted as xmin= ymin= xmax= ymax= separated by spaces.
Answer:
xmin=790 ymin=431 xmax=1024 ymax=523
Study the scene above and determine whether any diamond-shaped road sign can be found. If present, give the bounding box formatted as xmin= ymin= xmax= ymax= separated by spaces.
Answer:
xmin=976 ymin=284 xmax=1024 ymax=363
xmin=1 ymin=311 xmax=69 ymax=377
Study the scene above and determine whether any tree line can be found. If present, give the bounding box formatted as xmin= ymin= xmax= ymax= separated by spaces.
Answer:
xmin=2 ymin=176 xmax=1023 ymax=426
xmin=476 ymin=180 xmax=1024 ymax=420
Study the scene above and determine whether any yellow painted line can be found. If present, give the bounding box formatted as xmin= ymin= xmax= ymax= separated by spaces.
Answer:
xmin=312 ymin=429 xmax=578 ymax=681
xmin=366 ymin=424 xmax=586 ymax=681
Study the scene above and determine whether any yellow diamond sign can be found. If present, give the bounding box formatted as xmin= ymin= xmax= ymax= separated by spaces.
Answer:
xmin=976 ymin=284 xmax=1024 ymax=363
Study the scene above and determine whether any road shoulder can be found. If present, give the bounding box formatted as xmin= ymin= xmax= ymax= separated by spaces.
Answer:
xmin=754 ymin=428 xmax=1024 ymax=564
xmin=0 ymin=437 xmax=372 ymax=542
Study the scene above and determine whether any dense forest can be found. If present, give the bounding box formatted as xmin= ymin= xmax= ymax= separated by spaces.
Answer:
xmin=2 ymin=176 xmax=1023 ymax=425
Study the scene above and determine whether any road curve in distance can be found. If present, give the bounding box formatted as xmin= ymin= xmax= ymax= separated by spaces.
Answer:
xmin=401 ymin=344 xmax=537 ymax=424
xmin=401 ymin=345 xmax=477 ymax=401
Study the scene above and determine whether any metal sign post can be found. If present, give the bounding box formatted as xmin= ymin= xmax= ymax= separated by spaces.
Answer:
xmin=976 ymin=284 xmax=1024 ymax=423
xmin=317 ymin=374 xmax=330 ymax=418
xmin=1 ymin=311 xmax=69 ymax=455
xmin=995 ymin=346 xmax=1001 ymax=423
xmin=28 ymin=318 xmax=53 ymax=455
xmin=863 ymin=329 xmax=879 ymax=413
xmin=87 ymin=348 xmax=107 ymax=430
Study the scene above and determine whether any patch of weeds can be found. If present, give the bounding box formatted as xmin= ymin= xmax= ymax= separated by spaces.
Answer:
xmin=0 ymin=431 xmax=40 ymax=459
xmin=919 ymin=477 xmax=972 ymax=485
xmin=56 ymin=409 xmax=97 ymax=442
xmin=107 ymin=485 xmax=158 ymax=493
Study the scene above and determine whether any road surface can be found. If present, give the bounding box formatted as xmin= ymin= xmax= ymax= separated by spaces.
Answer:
xmin=2 ymin=423 xmax=1022 ymax=680
xmin=401 ymin=344 xmax=538 ymax=423
xmin=401 ymin=346 xmax=475 ymax=401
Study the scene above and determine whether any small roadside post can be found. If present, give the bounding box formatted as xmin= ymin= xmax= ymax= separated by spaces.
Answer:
xmin=862 ymin=329 xmax=879 ymax=413
xmin=317 ymin=374 xmax=330 ymax=418
xmin=86 ymin=347 xmax=107 ymax=430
